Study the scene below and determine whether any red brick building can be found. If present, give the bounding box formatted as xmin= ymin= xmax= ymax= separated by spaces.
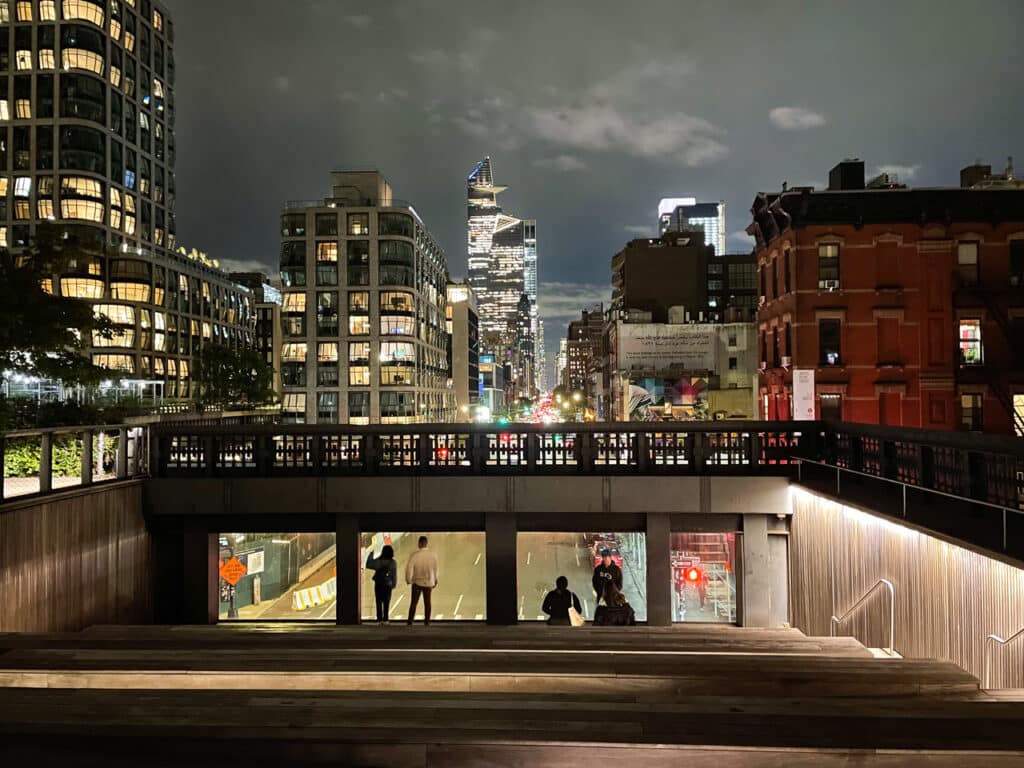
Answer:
xmin=749 ymin=159 xmax=1024 ymax=434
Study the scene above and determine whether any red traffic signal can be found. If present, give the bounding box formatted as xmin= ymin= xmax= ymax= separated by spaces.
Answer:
xmin=685 ymin=567 xmax=702 ymax=583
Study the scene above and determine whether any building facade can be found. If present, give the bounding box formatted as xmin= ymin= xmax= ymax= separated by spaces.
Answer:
xmin=659 ymin=197 xmax=726 ymax=256
xmin=279 ymin=171 xmax=454 ymax=424
xmin=0 ymin=0 xmax=258 ymax=398
xmin=231 ymin=273 xmax=282 ymax=396
xmin=565 ymin=305 xmax=605 ymax=399
xmin=446 ymin=281 xmax=479 ymax=421
xmin=611 ymin=231 xmax=711 ymax=323
xmin=707 ymin=252 xmax=758 ymax=322
xmin=751 ymin=158 xmax=1024 ymax=435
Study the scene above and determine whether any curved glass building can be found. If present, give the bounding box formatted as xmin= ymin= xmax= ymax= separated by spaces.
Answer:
xmin=1 ymin=0 xmax=255 ymax=399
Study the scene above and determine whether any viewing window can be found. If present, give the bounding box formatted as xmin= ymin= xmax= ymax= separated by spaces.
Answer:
xmin=378 ymin=212 xmax=414 ymax=238
xmin=349 ymin=316 xmax=370 ymax=336
xmin=348 ymin=291 xmax=369 ymax=313
xmin=315 ymin=213 xmax=338 ymax=236
xmin=347 ymin=212 xmax=369 ymax=236
xmin=957 ymin=242 xmax=979 ymax=287
xmin=380 ymin=315 xmax=415 ymax=336
xmin=671 ymin=533 xmax=736 ymax=623
xmin=349 ymin=366 xmax=370 ymax=386
xmin=218 ymin=533 xmax=336 ymax=621
xmin=818 ymin=319 xmax=841 ymax=366
xmin=960 ymin=394 xmax=983 ymax=432
xmin=380 ymin=291 xmax=414 ymax=313
xmin=349 ymin=392 xmax=370 ymax=424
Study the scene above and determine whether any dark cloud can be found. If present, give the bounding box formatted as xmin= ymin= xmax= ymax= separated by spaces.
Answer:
xmin=163 ymin=0 xmax=1024 ymax=385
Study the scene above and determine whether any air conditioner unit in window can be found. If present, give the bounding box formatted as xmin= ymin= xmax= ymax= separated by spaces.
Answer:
xmin=781 ymin=356 xmax=791 ymax=368
xmin=820 ymin=279 xmax=840 ymax=291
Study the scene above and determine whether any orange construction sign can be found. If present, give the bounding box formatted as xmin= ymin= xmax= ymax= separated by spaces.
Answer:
xmin=219 ymin=556 xmax=248 ymax=586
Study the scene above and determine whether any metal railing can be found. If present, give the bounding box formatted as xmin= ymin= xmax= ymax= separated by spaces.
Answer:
xmin=984 ymin=627 xmax=1024 ymax=689
xmin=830 ymin=578 xmax=896 ymax=657
xmin=1 ymin=424 xmax=148 ymax=504
xmin=151 ymin=421 xmax=806 ymax=478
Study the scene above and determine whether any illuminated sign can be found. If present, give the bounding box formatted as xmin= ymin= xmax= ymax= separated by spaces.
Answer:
xmin=176 ymin=246 xmax=221 ymax=270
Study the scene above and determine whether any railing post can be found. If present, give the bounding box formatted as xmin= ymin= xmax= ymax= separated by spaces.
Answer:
xmin=749 ymin=430 xmax=763 ymax=468
xmin=526 ymin=432 xmax=538 ymax=472
xmin=39 ymin=431 xmax=52 ymax=494
xmin=920 ymin=445 xmax=935 ymax=491
xmin=116 ymin=427 xmax=129 ymax=480
xmin=636 ymin=431 xmax=650 ymax=473
xmin=367 ymin=433 xmax=381 ymax=474
xmin=81 ymin=428 xmax=93 ymax=487
xmin=257 ymin=434 xmax=273 ymax=476
xmin=690 ymin=431 xmax=705 ymax=474
xmin=881 ymin=440 xmax=898 ymax=481
xmin=851 ymin=435 xmax=864 ymax=474
xmin=966 ymin=451 xmax=987 ymax=502
xmin=579 ymin=431 xmax=593 ymax=471
xmin=417 ymin=431 xmax=431 ymax=470
xmin=204 ymin=435 xmax=217 ymax=478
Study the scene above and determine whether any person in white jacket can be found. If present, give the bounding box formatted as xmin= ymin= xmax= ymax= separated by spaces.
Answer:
xmin=405 ymin=536 xmax=439 ymax=625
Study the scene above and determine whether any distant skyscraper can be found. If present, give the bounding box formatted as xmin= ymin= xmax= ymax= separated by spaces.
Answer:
xmin=536 ymin=318 xmax=547 ymax=393
xmin=467 ymin=158 xmax=528 ymax=346
xmin=658 ymin=198 xmax=726 ymax=256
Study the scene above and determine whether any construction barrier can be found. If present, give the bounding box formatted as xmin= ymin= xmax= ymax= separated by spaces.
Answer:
xmin=291 ymin=576 xmax=338 ymax=611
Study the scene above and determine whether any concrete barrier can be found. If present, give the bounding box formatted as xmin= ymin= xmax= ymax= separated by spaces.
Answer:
xmin=291 ymin=576 xmax=337 ymax=612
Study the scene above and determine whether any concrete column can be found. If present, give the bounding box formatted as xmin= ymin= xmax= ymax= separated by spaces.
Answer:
xmin=182 ymin=518 xmax=217 ymax=624
xmin=645 ymin=513 xmax=672 ymax=626
xmin=336 ymin=514 xmax=361 ymax=625
xmin=742 ymin=514 xmax=771 ymax=627
xmin=485 ymin=512 xmax=518 ymax=625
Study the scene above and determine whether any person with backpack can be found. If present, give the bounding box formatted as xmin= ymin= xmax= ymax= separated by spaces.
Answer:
xmin=593 ymin=581 xmax=637 ymax=626
xmin=592 ymin=548 xmax=623 ymax=607
xmin=365 ymin=545 xmax=397 ymax=624
xmin=542 ymin=576 xmax=583 ymax=626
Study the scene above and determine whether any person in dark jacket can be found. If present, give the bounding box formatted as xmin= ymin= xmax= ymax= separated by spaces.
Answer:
xmin=542 ymin=576 xmax=583 ymax=625
xmin=592 ymin=549 xmax=623 ymax=606
xmin=593 ymin=582 xmax=636 ymax=626
xmin=365 ymin=545 xmax=397 ymax=624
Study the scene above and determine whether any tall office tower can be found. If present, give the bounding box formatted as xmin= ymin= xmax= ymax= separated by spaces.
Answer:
xmin=0 ymin=0 xmax=257 ymax=399
xmin=466 ymin=157 xmax=527 ymax=347
xmin=279 ymin=171 xmax=454 ymax=425
xmin=446 ymin=280 xmax=479 ymax=421
xmin=658 ymin=198 xmax=726 ymax=256
xmin=536 ymin=318 xmax=547 ymax=394
xmin=512 ymin=292 xmax=534 ymax=399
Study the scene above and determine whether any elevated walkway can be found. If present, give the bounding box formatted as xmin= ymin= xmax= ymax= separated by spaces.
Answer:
xmin=0 ymin=625 xmax=1022 ymax=766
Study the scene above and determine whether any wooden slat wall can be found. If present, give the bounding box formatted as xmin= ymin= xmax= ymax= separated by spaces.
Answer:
xmin=0 ymin=484 xmax=152 ymax=632
xmin=790 ymin=487 xmax=1024 ymax=687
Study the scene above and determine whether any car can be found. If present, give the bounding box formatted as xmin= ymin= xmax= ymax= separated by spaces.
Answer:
xmin=593 ymin=547 xmax=624 ymax=569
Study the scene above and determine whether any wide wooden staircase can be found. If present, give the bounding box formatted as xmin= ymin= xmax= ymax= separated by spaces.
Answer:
xmin=0 ymin=624 xmax=1022 ymax=766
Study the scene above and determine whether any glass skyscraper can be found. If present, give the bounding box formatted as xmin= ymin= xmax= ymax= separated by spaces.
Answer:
xmin=658 ymin=198 xmax=726 ymax=256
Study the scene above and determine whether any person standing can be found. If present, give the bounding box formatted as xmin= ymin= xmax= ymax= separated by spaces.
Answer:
xmin=365 ymin=545 xmax=397 ymax=624
xmin=405 ymin=536 xmax=439 ymax=625
xmin=542 ymin=576 xmax=583 ymax=626
xmin=592 ymin=549 xmax=623 ymax=607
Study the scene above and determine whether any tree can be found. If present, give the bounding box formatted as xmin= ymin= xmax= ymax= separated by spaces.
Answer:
xmin=0 ymin=225 xmax=116 ymax=385
xmin=193 ymin=344 xmax=276 ymax=408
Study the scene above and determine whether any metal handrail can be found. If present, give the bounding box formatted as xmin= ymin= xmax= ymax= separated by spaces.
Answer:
xmin=984 ymin=627 xmax=1024 ymax=688
xmin=831 ymin=578 xmax=896 ymax=656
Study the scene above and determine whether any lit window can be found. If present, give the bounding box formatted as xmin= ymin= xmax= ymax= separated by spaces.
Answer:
xmin=92 ymin=354 xmax=135 ymax=373
xmin=960 ymin=393 xmax=983 ymax=431
xmin=202 ymin=322 xmax=211 ymax=340
xmin=349 ymin=366 xmax=370 ymax=386
xmin=0 ymin=100 xmax=8 ymax=120
xmin=39 ymin=0 xmax=56 ymax=19
xmin=16 ymin=50 xmax=32 ymax=70
xmin=153 ymin=9 xmax=163 ymax=30
xmin=15 ymin=98 xmax=31 ymax=119
xmin=62 ymin=49 xmax=105 ymax=76
xmin=16 ymin=1 xmax=32 ymax=22
xmin=380 ymin=365 xmax=415 ymax=386
xmin=37 ymin=199 xmax=55 ymax=219
xmin=153 ymin=332 xmax=165 ymax=351
xmin=316 ymin=242 xmax=338 ymax=262
xmin=349 ymin=342 xmax=370 ymax=362
xmin=14 ymin=177 xmax=31 ymax=197
xmin=154 ymin=312 xmax=165 ymax=330
xmin=110 ymin=282 xmax=151 ymax=302
xmin=0 ymin=228 xmax=7 ymax=248
xmin=0 ymin=3 xmax=8 ymax=21
xmin=39 ymin=48 xmax=56 ymax=69
xmin=62 ymin=176 xmax=103 ymax=198
xmin=349 ymin=292 xmax=370 ymax=313
xmin=282 ymin=292 xmax=306 ymax=312
xmin=380 ymin=315 xmax=416 ymax=336
xmin=817 ymin=243 xmax=840 ymax=289
xmin=282 ymin=394 xmax=306 ymax=414
xmin=153 ymin=78 xmax=164 ymax=98
xmin=349 ymin=316 xmax=370 ymax=335
xmin=109 ymin=187 xmax=122 ymax=208
xmin=958 ymin=319 xmax=983 ymax=365
xmin=94 ymin=304 xmax=135 ymax=325
xmin=124 ymin=215 xmax=136 ymax=235
xmin=381 ymin=291 xmax=414 ymax=312
xmin=110 ymin=208 xmax=123 ymax=229
xmin=110 ymin=18 xmax=122 ymax=42
xmin=317 ymin=342 xmax=339 ymax=362
xmin=41 ymin=279 xmax=54 ymax=295
xmin=123 ymin=31 xmax=135 ymax=53
xmin=110 ymin=66 xmax=122 ymax=88
xmin=380 ymin=341 xmax=416 ymax=363
xmin=282 ymin=343 xmax=308 ymax=362
xmin=1014 ymin=394 xmax=1024 ymax=438
xmin=15 ymin=200 xmax=31 ymax=219
xmin=63 ymin=1 xmax=104 ymax=26
xmin=92 ymin=328 xmax=135 ymax=348
xmin=61 ymin=200 xmax=105 ymax=222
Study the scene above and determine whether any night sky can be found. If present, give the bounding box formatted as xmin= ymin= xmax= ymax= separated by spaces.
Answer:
xmin=164 ymin=0 xmax=1024 ymax=383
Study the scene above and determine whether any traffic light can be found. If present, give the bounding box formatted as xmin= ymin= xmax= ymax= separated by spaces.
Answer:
xmin=685 ymin=566 xmax=702 ymax=583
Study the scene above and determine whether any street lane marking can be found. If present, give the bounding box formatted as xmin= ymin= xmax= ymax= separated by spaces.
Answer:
xmin=475 ymin=613 xmax=483 ymax=620
xmin=518 ymin=594 xmax=525 ymax=619
xmin=584 ymin=599 xmax=589 ymax=616
xmin=473 ymin=553 xmax=482 ymax=566
xmin=454 ymin=594 xmax=464 ymax=616
xmin=575 ymin=547 xmax=580 ymax=566
xmin=537 ymin=615 xmax=546 ymax=621
xmin=389 ymin=593 xmax=405 ymax=617
xmin=317 ymin=601 xmax=336 ymax=620
xmin=526 ymin=551 xmax=532 ymax=565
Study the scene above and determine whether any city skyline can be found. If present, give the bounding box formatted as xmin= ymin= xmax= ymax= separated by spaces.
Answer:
xmin=156 ymin=0 xmax=1023 ymax=388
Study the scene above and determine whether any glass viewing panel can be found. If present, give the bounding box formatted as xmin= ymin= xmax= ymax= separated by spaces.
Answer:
xmin=670 ymin=532 xmax=737 ymax=623
xmin=517 ymin=532 xmax=647 ymax=622
xmin=360 ymin=532 xmax=487 ymax=621
xmin=218 ymin=532 xmax=336 ymax=620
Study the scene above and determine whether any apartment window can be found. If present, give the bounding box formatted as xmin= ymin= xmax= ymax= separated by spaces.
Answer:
xmin=349 ymin=366 xmax=370 ymax=386
xmin=820 ymin=394 xmax=842 ymax=421
xmin=349 ymin=342 xmax=370 ymax=364
xmin=818 ymin=243 xmax=840 ymax=289
xmin=380 ymin=315 xmax=415 ymax=336
xmin=348 ymin=392 xmax=370 ymax=424
xmin=818 ymin=319 xmax=841 ymax=365
xmin=317 ymin=393 xmax=339 ymax=424
xmin=348 ymin=292 xmax=370 ymax=313
xmin=378 ymin=212 xmax=414 ymax=238
xmin=347 ymin=213 xmax=369 ymax=236
xmin=958 ymin=319 xmax=983 ymax=365
xmin=728 ymin=356 xmax=737 ymax=370
xmin=783 ymin=249 xmax=792 ymax=294
xmin=957 ymin=242 xmax=979 ymax=287
xmin=1015 ymin=394 xmax=1024 ymax=438
xmin=381 ymin=365 xmax=415 ymax=386
xmin=316 ymin=263 xmax=338 ymax=286
xmin=315 ymin=214 xmax=338 ymax=236
xmin=349 ymin=316 xmax=370 ymax=335
xmin=281 ymin=393 xmax=306 ymax=424
xmin=317 ymin=292 xmax=339 ymax=335
xmin=380 ymin=291 xmax=414 ymax=313
xmin=380 ymin=391 xmax=415 ymax=420
xmin=380 ymin=341 xmax=416 ymax=363
xmin=1010 ymin=241 xmax=1024 ymax=287
xmin=960 ymin=393 xmax=983 ymax=431
xmin=281 ymin=213 xmax=306 ymax=237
